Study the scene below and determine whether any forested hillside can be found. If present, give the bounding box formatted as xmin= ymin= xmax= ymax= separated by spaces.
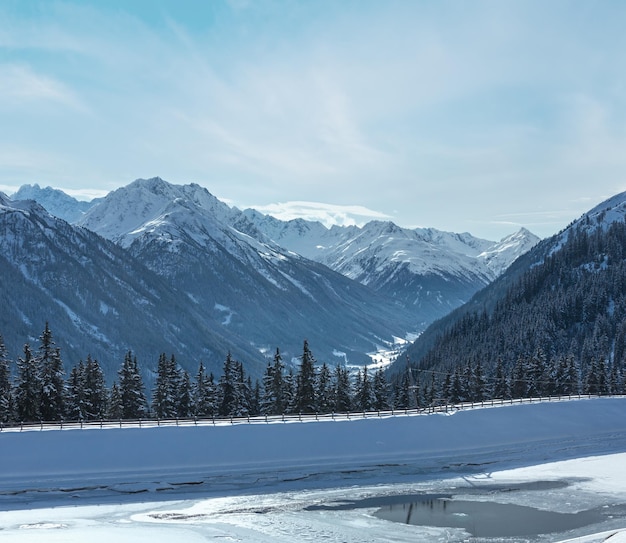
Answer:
xmin=400 ymin=213 xmax=626 ymax=403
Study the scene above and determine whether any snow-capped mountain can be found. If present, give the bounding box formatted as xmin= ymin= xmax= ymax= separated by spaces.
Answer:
xmin=243 ymin=210 xmax=540 ymax=321
xmin=0 ymin=193 xmax=253 ymax=378
xmin=79 ymin=178 xmax=418 ymax=368
xmin=11 ymin=184 xmax=100 ymax=223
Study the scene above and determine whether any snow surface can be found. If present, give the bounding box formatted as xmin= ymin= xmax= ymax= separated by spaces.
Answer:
xmin=1 ymin=398 xmax=625 ymax=542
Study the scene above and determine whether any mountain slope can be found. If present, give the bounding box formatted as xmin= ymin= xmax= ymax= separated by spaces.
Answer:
xmin=400 ymin=190 xmax=626 ymax=383
xmin=0 ymin=193 xmax=262 ymax=379
xmin=243 ymin=209 xmax=539 ymax=324
xmin=80 ymin=178 xmax=419 ymax=368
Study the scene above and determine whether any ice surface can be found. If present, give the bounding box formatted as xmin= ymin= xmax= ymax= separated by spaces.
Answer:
xmin=1 ymin=398 xmax=625 ymax=542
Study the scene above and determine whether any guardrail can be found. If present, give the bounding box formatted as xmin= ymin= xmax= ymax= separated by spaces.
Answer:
xmin=1 ymin=394 xmax=623 ymax=433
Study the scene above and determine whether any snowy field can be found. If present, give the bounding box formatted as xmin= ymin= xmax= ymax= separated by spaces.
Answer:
xmin=1 ymin=397 xmax=626 ymax=542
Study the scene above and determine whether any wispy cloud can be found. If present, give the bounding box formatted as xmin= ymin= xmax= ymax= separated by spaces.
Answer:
xmin=252 ymin=201 xmax=392 ymax=228
xmin=0 ymin=64 xmax=88 ymax=111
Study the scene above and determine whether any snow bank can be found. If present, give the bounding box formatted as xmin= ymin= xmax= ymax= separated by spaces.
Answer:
xmin=1 ymin=398 xmax=625 ymax=490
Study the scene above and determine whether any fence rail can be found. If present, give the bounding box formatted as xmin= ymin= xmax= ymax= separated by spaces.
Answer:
xmin=1 ymin=394 xmax=623 ymax=433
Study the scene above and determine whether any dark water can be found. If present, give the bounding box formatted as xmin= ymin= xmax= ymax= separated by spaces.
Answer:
xmin=305 ymin=481 xmax=623 ymax=539
xmin=374 ymin=497 xmax=603 ymax=538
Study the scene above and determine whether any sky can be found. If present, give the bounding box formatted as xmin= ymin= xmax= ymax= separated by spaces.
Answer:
xmin=1 ymin=1 xmax=626 ymax=240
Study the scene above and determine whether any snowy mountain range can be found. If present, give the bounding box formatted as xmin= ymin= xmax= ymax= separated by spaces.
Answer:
xmin=242 ymin=209 xmax=539 ymax=315
xmin=4 ymin=179 xmax=539 ymax=379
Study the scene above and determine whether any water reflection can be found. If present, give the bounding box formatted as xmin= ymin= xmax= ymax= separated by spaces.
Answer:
xmin=375 ymin=497 xmax=603 ymax=538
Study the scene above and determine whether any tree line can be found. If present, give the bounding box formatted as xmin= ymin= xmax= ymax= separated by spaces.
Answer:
xmin=0 ymin=326 xmax=394 ymax=424
xmin=1 ymin=323 xmax=623 ymax=426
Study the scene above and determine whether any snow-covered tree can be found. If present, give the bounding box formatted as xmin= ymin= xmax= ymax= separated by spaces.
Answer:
xmin=0 ymin=335 xmax=14 ymax=423
xmin=177 ymin=370 xmax=193 ymax=418
xmin=66 ymin=361 xmax=87 ymax=420
xmin=315 ymin=362 xmax=333 ymax=414
xmin=108 ymin=382 xmax=124 ymax=420
xmin=193 ymin=362 xmax=217 ymax=417
xmin=261 ymin=348 xmax=286 ymax=415
xmin=333 ymin=365 xmax=352 ymax=413
xmin=83 ymin=356 xmax=107 ymax=419
xmin=118 ymin=351 xmax=147 ymax=419
xmin=152 ymin=353 xmax=180 ymax=418
xmin=295 ymin=340 xmax=316 ymax=414
xmin=37 ymin=323 xmax=65 ymax=421
xmin=372 ymin=368 xmax=390 ymax=411
xmin=15 ymin=344 xmax=40 ymax=422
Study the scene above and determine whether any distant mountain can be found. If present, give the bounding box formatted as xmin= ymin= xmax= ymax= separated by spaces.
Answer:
xmin=79 ymin=178 xmax=419 ymax=369
xmin=12 ymin=184 xmax=100 ymax=223
xmin=0 ymin=192 xmax=255 ymax=380
xmin=399 ymin=190 xmax=626 ymax=386
xmin=243 ymin=209 xmax=539 ymax=324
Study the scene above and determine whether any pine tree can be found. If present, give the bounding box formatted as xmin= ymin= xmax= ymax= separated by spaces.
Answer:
xmin=177 ymin=370 xmax=193 ymax=418
xmin=37 ymin=323 xmax=65 ymax=421
xmin=316 ymin=362 xmax=333 ymax=414
xmin=261 ymin=348 xmax=286 ymax=415
xmin=152 ymin=353 xmax=180 ymax=418
xmin=193 ymin=362 xmax=217 ymax=417
xmin=295 ymin=340 xmax=317 ymax=414
xmin=66 ymin=361 xmax=87 ymax=420
xmin=283 ymin=368 xmax=297 ymax=414
xmin=218 ymin=352 xmax=238 ymax=417
xmin=333 ymin=365 xmax=352 ymax=413
xmin=354 ymin=366 xmax=374 ymax=411
xmin=84 ymin=356 xmax=107 ymax=420
xmin=492 ymin=358 xmax=510 ymax=400
xmin=15 ymin=344 xmax=40 ymax=422
xmin=118 ymin=351 xmax=147 ymax=419
xmin=394 ymin=368 xmax=412 ymax=409
xmin=0 ymin=335 xmax=14 ymax=423
xmin=372 ymin=368 xmax=390 ymax=411
xmin=108 ymin=382 xmax=124 ymax=419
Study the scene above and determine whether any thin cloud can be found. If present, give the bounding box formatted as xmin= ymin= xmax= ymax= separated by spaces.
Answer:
xmin=252 ymin=201 xmax=392 ymax=228
xmin=0 ymin=64 xmax=88 ymax=112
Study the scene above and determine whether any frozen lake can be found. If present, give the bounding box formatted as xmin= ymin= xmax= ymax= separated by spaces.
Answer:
xmin=1 ymin=398 xmax=625 ymax=542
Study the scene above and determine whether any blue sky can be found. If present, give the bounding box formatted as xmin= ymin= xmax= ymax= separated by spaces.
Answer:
xmin=2 ymin=0 xmax=626 ymax=239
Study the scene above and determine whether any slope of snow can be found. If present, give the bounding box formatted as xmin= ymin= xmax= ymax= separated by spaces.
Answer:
xmin=0 ymin=398 xmax=625 ymax=542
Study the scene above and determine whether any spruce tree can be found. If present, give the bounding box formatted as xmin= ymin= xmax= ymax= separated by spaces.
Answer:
xmin=66 ymin=361 xmax=87 ymax=420
xmin=37 ymin=323 xmax=65 ymax=421
xmin=0 ymin=335 xmax=13 ymax=423
xmin=15 ymin=344 xmax=40 ymax=422
xmin=108 ymin=382 xmax=124 ymax=419
xmin=355 ymin=366 xmax=374 ymax=411
xmin=84 ymin=356 xmax=107 ymax=420
xmin=152 ymin=353 xmax=180 ymax=418
xmin=333 ymin=365 xmax=352 ymax=413
xmin=316 ymin=362 xmax=333 ymax=414
xmin=372 ymin=368 xmax=390 ymax=411
xmin=295 ymin=340 xmax=317 ymax=414
xmin=177 ymin=370 xmax=193 ymax=418
xmin=118 ymin=351 xmax=147 ymax=419
xmin=218 ymin=352 xmax=237 ymax=417
xmin=261 ymin=348 xmax=286 ymax=415
xmin=193 ymin=362 xmax=217 ymax=417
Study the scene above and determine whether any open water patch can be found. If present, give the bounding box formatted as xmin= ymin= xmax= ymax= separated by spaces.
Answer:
xmin=374 ymin=497 xmax=603 ymax=538
xmin=305 ymin=480 xmax=626 ymax=540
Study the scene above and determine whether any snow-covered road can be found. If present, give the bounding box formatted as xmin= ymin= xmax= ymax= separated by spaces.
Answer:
xmin=1 ymin=398 xmax=625 ymax=542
